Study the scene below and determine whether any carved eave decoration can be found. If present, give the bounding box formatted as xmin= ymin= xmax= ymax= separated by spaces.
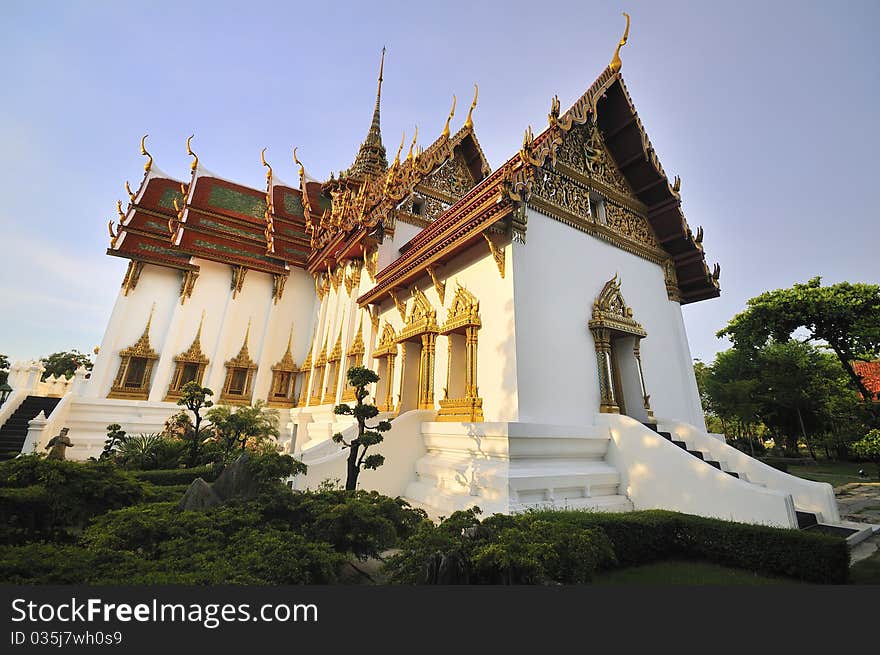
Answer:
xmin=372 ymin=322 xmax=398 ymax=358
xmin=440 ymin=284 xmax=481 ymax=335
xmin=121 ymin=261 xmax=144 ymax=296
xmin=272 ymin=274 xmax=287 ymax=304
xmin=397 ymin=288 xmax=438 ymax=343
xmin=231 ymin=266 xmax=247 ymax=299
xmin=588 ymin=275 xmax=646 ymax=338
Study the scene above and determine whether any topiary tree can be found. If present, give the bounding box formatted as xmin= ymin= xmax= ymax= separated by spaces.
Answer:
xmin=852 ymin=429 xmax=880 ymax=479
xmin=206 ymin=401 xmax=280 ymax=461
xmin=177 ymin=382 xmax=213 ymax=466
xmin=100 ymin=424 xmax=127 ymax=461
xmin=332 ymin=366 xmax=391 ymax=491
xmin=40 ymin=350 xmax=92 ymax=380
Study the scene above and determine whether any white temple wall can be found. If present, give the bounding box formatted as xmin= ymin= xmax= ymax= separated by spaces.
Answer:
xmin=512 ymin=209 xmax=705 ymax=427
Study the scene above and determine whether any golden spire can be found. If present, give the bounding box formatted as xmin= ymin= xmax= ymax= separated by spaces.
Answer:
xmin=140 ymin=134 xmax=153 ymax=172
xmin=125 ymin=181 xmax=135 ymax=203
xmin=464 ymin=84 xmax=478 ymax=130
xmin=116 ymin=200 xmax=125 ymax=221
xmin=261 ymin=147 xmax=273 ymax=183
xmin=348 ymin=47 xmax=388 ymax=177
xmin=609 ymin=12 xmax=631 ymax=73
xmin=185 ymin=135 xmax=198 ymax=171
xmin=133 ymin=303 xmax=156 ymax=351
xmin=441 ymin=94 xmax=457 ymax=139
xmin=392 ymin=131 xmax=406 ymax=166
xmin=292 ymin=147 xmax=305 ymax=178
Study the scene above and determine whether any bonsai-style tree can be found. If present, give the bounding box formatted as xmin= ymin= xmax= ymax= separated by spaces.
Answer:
xmin=177 ymin=381 xmax=213 ymax=466
xmin=332 ymin=366 xmax=391 ymax=491
xmin=100 ymin=423 xmax=127 ymax=460
xmin=853 ymin=429 xmax=880 ymax=479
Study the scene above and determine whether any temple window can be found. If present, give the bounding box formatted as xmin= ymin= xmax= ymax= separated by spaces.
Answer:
xmin=438 ymin=284 xmax=484 ymax=422
xmin=412 ymin=196 xmax=426 ymax=216
xmin=108 ymin=307 xmax=159 ymax=400
xmin=371 ymin=322 xmax=398 ymax=412
xmin=590 ymin=193 xmax=607 ymax=224
xmin=322 ymin=329 xmax=344 ymax=404
xmin=309 ymin=337 xmax=328 ymax=406
xmin=220 ymin=322 xmax=257 ymax=405
xmin=267 ymin=328 xmax=297 ymax=408
xmin=395 ymin=288 xmax=438 ymax=413
xmin=165 ymin=315 xmax=209 ymax=401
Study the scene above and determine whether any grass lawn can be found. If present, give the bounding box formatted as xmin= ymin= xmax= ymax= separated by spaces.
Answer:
xmin=782 ymin=459 xmax=877 ymax=488
xmin=593 ymin=561 xmax=796 ymax=585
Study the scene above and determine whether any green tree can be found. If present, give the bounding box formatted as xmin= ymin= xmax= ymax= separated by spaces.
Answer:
xmin=100 ymin=424 xmax=127 ymax=461
xmin=0 ymin=354 xmax=10 ymax=386
xmin=332 ymin=366 xmax=391 ymax=491
xmin=717 ymin=277 xmax=880 ymax=403
xmin=40 ymin=350 xmax=93 ymax=380
xmin=852 ymin=429 xmax=880 ymax=479
xmin=206 ymin=401 xmax=280 ymax=461
xmin=177 ymin=382 xmax=213 ymax=466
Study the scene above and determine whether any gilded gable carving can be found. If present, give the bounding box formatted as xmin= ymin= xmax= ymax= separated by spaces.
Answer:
xmin=557 ymin=123 xmax=635 ymax=201
xmin=421 ymin=155 xmax=474 ymax=199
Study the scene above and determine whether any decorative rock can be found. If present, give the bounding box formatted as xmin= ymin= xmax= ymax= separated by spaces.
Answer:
xmin=211 ymin=452 xmax=259 ymax=501
xmin=177 ymin=478 xmax=222 ymax=511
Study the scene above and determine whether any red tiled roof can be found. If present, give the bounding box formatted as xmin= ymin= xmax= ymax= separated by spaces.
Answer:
xmin=853 ymin=361 xmax=880 ymax=400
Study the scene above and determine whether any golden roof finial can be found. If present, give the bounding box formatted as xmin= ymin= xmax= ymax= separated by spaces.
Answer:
xmin=393 ymin=131 xmax=406 ymax=166
xmin=609 ymin=12 xmax=631 ymax=73
xmin=464 ymin=84 xmax=478 ymax=130
xmin=195 ymin=310 xmax=206 ymax=342
xmin=140 ymin=134 xmax=153 ymax=173
xmin=261 ymin=147 xmax=272 ymax=183
xmin=406 ymin=126 xmax=419 ymax=161
xmin=185 ymin=134 xmax=198 ymax=171
xmin=292 ymin=147 xmax=305 ymax=177
xmin=116 ymin=200 xmax=125 ymax=221
xmin=125 ymin=181 xmax=135 ymax=203
xmin=285 ymin=324 xmax=294 ymax=356
xmin=441 ymin=95 xmax=457 ymax=139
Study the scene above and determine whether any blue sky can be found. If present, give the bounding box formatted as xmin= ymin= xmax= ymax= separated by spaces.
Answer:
xmin=0 ymin=1 xmax=877 ymax=364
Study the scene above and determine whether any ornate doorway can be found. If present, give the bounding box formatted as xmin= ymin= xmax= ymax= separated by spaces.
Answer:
xmin=588 ymin=275 xmax=654 ymax=422
xmin=395 ymin=288 xmax=438 ymax=413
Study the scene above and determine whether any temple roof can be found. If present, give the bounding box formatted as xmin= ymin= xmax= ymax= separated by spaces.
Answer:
xmin=853 ymin=361 xmax=880 ymax=401
xmin=345 ymin=48 xmax=389 ymax=179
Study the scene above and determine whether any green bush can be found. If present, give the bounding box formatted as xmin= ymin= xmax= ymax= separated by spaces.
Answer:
xmin=131 ymin=466 xmax=217 ymax=486
xmin=0 ymin=456 xmax=147 ymax=541
xmin=386 ymin=509 xmax=849 ymax=585
xmin=385 ymin=508 xmax=616 ymax=584
xmin=515 ymin=510 xmax=850 ymax=584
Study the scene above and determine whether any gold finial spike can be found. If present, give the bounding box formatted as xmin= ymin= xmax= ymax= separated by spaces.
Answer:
xmin=292 ymin=146 xmax=305 ymax=177
xmin=609 ymin=12 xmax=631 ymax=73
xmin=116 ymin=200 xmax=125 ymax=221
xmin=243 ymin=318 xmax=252 ymax=346
xmin=195 ymin=310 xmax=206 ymax=341
xmin=393 ymin=131 xmax=405 ymax=165
xmin=441 ymin=94 xmax=457 ymax=139
xmin=185 ymin=134 xmax=198 ymax=171
xmin=140 ymin=134 xmax=153 ymax=173
xmin=125 ymin=181 xmax=135 ymax=203
xmin=261 ymin=148 xmax=273 ymax=183
xmin=464 ymin=84 xmax=478 ymax=130
xmin=406 ymin=126 xmax=419 ymax=161
xmin=378 ymin=45 xmax=386 ymax=85
xmin=285 ymin=325 xmax=295 ymax=355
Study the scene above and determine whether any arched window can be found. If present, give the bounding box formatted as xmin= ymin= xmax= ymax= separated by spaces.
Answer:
xmin=165 ymin=315 xmax=209 ymax=401
xmin=341 ymin=318 xmax=366 ymax=403
xmin=220 ymin=323 xmax=257 ymax=405
xmin=395 ymin=288 xmax=438 ymax=412
xmin=267 ymin=328 xmax=297 ymax=408
xmin=371 ymin=322 xmax=398 ymax=412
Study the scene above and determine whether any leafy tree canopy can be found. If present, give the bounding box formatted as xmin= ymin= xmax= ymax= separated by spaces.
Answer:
xmin=41 ymin=350 xmax=93 ymax=380
xmin=717 ymin=277 xmax=880 ymax=400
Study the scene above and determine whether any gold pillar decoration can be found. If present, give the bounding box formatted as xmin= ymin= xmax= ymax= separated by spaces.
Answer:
xmin=323 ymin=328 xmax=344 ymax=404
xmin=438 ymin=284 xmax=484 ymax=422
xmin=310 ymin=337 xmax=328 ymax=406
xmin=483 ymin=233 xmax=506 ymax=278
xmin=121 ymin=261 xmax=144 ymax=296
xmin=364 ymin=247 xmax=379 ymax=282
xmin=179 ymin=269 xmax=199 ymax=304
xmin=395 ymin=288 xmax=439 ymax=411
xmin=230 ymin=265 xmax=247 ymax=299
xmin=425 ymin=265 xmax=446 ymax=304
xmin=388 ymin=288 xmax=407 ymax=322
xmin=372 ymin=322 xmax=398 ymax=412
xmin=165 ymin=312 xmax=209 ymax=401
xmin=267 ymin=327 xmax=297 ymax=408
xmin=588 ymin=275 xmax=647 ymax=415
xmin=663 ymin=259 xmax=681 ymax=303
xmin=344 ymin=260 xmax=362 ymax=296
xmin=220 ymin=320 xmax=257 ymax=405
xmin=342 ymin=318 xmax=366 ymax=402
xmin=272 ymin=274 xmax=287 ymax=305
xmin=108 ymin=304 xmax=159 ymax=400
xmin=297 ymin=341 xmax=314 ymax=407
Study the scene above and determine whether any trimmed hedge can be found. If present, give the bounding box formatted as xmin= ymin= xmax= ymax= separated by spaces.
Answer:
xmin=514 ymin=510 xmax=850 ymax=585
xmin=130 ymin=466 xmax=217 ymax=486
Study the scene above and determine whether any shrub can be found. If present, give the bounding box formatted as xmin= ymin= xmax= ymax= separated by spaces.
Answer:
xmin=386 ymin=509 xmax=849 ymax=585
xmin=131 ymin=466 xmax=217 ymax=486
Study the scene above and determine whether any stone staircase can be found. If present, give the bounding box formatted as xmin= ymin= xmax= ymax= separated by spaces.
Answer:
xmin=0 ymin=396 xmax=61 ymax=460
xmin=406 ymin=423 xmax=633 ymax=516
xmin=645 ymin=422 xmax=860 ymax=538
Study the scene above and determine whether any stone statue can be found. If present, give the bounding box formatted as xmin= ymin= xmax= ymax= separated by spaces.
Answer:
xmin=45 ymin=427 xmax=73 ymax=460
